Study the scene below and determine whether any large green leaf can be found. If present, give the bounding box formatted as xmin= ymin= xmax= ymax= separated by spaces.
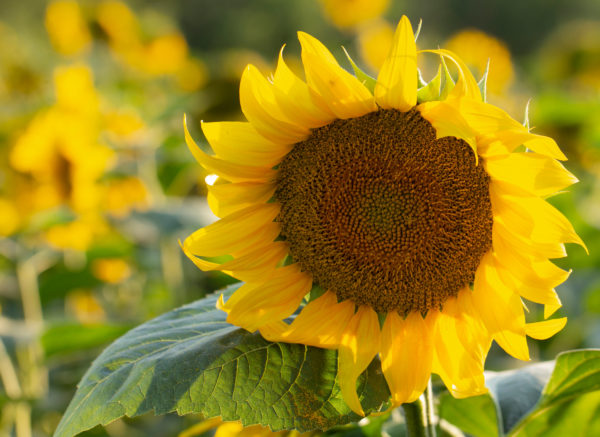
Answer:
xmin=439 ymin=350 xmax=600 ymax=437
xmin=54 ymin=284 xmax=390 ymax=437
xmin=509 ymin=349 xmax=600 ymax=436
xmin=438 ymin=391 xmax=499 ymax=437
xmin=487 ymin=361 xmax=555 ymax=434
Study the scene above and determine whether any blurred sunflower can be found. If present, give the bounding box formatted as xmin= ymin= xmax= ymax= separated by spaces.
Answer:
xmin=445 ymin=28 xmax=514 ymax=95
xmin=357 ymin=19 xmax=394 ymax=72
xmin=10 ymin=64 xmax=113 ymax=249
xmin=318 ymin=0 xmax=390 ymax=29
xmin=0 ymin=197 xmax=20 ymax=236
xmin=10 ymin=65 xmax=111 ymax=215
xmin=183 ymin=17 xmax=583 ymax=414
xmin=95 ymin=0 xmax=207 ymax=90
xmin=45 ymin=0 xmax=92 ymax=57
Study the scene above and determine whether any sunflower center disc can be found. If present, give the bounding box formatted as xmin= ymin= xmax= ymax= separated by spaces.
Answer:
xmin=275 ymin=108 xmax=493 ymax=314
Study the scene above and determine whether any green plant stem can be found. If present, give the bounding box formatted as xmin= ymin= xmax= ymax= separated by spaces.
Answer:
xmin=425 ymin=379 xmax=437 ymax=437
xmin=402 ymin=380 xmax=437 ymax=437
xmin=15 ymin=402 xmax=32 ymax=437
xmin=402 ymin=398 xmax=427 ymax=437
xmin=0 ymin=340 xmax=22 ymax=399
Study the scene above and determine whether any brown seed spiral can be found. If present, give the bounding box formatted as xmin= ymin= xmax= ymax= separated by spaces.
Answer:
xmin=275 ymin=108 xmax=493 ymax=314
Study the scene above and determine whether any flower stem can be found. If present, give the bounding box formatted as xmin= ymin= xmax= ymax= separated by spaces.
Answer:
xmin=402 ymin=380 xmax=437 ymax=437
xmin=402 ymin=398 xmax=427 ymax=437
xmin=424 ymin=379 xmax=437 ymax=437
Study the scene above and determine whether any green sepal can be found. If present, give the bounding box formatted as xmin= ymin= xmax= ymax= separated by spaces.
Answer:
xmin=417 ymin=65 xmax=442 ymax=103
xmin=414 ymin=19 xmax=423 ymax=42
xmin=439 ymin=57 xmax=456 ymax=100
xmin=417 ymin=68 xmax=428 ymax=88
xmin=523 ymin=99 xmax=531 ymax=129
xmin=343 ymin=46 xmax=377 ymax=93
xmin=307 ymin=284 xmax=327 ymax=302
xmin=478 ymin=59 xmax=490 ymax=102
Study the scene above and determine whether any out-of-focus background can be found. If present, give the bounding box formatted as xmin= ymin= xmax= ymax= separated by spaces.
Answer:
xmin=0 ymin=0 xmax=598 ymax=436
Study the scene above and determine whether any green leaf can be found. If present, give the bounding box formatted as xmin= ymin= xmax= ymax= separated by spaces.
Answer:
xmin=537 ymin=350 xmax=600 ymax=407
xmin=509 ymin=349 xmax=600 ymax=436
xmin=439 ymin=391 xmax=499 ymax=437
xmin=441 ymin=350 xmax=600 ymax=436
xmin=508 ymin=391 xmax=600 ymax=437
xmin=486 ymin=361 xmax=555 ymax=434
xmin=54 ymin=284 xmax=390 ymax=437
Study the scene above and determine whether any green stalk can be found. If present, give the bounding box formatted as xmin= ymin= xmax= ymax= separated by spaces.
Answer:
xmin=402 ymin=380 xmax=437 ymax=437
xmin=402 ymin=398 xmax=427 ymax=437
xmin=424 ymin=379 xmax=437 ymax=437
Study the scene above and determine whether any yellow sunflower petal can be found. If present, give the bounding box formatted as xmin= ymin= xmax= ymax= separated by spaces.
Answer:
xmin=381 ymin=311 xmax=436 ymax=405
xmin=338 ymin=306 xmax=381 ymax=415
xmin=222 ymin=264 xmax=312 ymax=331
xmin=432 ymin=292 xmax=491 ymax=398
xmin=544 ymin=300 xmax=563 ymax=319
xmin=492 ymin=253 xmax=563 ymax=309
xmin=492 ymin=238 xmax=568 ymax=304
xmin=207 ymin=181 xmax=276 ymax=217
xmin=493 ymin=219 xmax=567 ymax=259
xmin=240 ymin=65 xmax=309 ymax=144
xmin=490 ymin=186 xmax=535 ymax=236
xmin=182 ymin=240 xmax=288 ymax=282
xmin=184 ymin=116 xmax=276 ymax=182
xmin=298 ymin=31 xmax=377 ymax=119
xmin=201 ymin=121 xmax=292 ymax=167
xmin=275 ymin=291 xmax=356 ymax=348
xmin=479 ymin=130 xmax=567 ymax=161
xmin=273 ymin=47 xmax=335 ymax=128
xmin=419 ymin=49 xmax=481 ymax=100
xmin=451 ymin=98 xmax=522 ymax=133
xmin=184 ymin=204 xmax=280 ymax=258
xmin=486 ymin=153 xmax=578 ymax=197
xmin=525 ymin=318 xmax=567 ymax=340
xmin=418 ymin=100 xmax=477 ymax=155
xmin=472 ymin=252 xmax=530 ymax=361
xmin=374 ymin=15 xmax=417 ymax=111
xmin=524 ymin=134 xmax=566 ymax=161
xmin=503 ymin=195 xmax=586 ymax=251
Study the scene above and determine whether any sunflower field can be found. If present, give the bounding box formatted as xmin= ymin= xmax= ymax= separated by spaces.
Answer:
xmin=1 ymin=1 xmax=600 ymax=436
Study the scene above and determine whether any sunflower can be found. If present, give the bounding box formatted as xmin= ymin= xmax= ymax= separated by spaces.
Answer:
xmin=182 ymin=16 xmax=584 ymax=414
xmin=444 ymin=28 xmax=514 ymax=95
